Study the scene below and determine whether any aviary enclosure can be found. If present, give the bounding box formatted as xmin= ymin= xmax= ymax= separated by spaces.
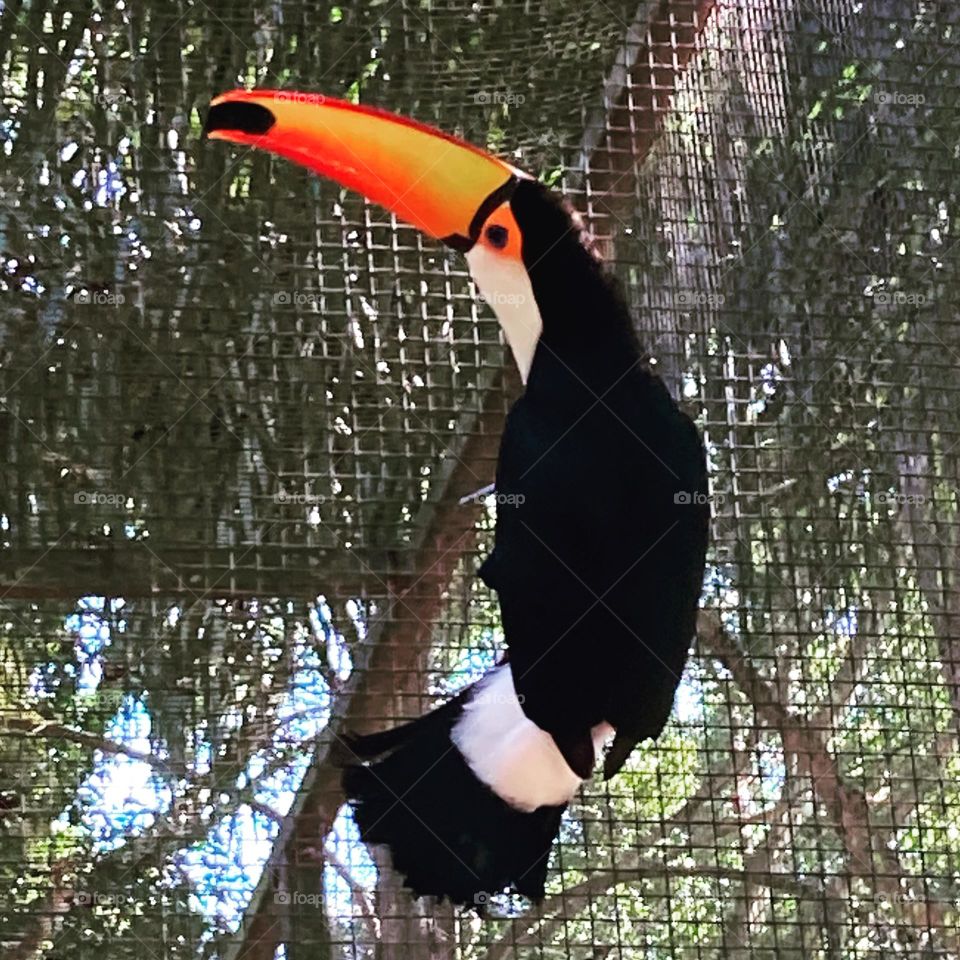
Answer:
xmin=1 ymin=1 xmax=959 ymax=957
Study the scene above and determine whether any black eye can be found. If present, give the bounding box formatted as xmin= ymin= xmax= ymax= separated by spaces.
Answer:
xmin=485 ymin=224 xmax=509 ymax=249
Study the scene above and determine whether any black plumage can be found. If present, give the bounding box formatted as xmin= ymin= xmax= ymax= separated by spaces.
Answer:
xmin=341 ymin=179 xmax=708 ymax=901
xmin=479 ymin=180 xmax=709 ymax=778
xmin=342 ymin=685 xmax=564 ymax=904
xmin=204 ymin=90 xmax=710 ymax=905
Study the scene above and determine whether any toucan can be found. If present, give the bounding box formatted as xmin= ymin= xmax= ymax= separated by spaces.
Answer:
xmin=205 ymin=91 xmax=709 ymax=905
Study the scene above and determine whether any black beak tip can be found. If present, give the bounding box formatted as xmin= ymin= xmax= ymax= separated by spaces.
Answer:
xmin=203 ymin=101 xmax=277 ymax=140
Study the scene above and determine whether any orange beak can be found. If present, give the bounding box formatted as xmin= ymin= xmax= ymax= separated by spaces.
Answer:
xmin=204 ymin=90 xmax=526 ymax=250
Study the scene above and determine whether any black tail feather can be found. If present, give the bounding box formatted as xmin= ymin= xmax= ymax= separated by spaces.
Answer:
xmin=336 ymin=687 xmax=472 ymax=763
xmin=341 ymin=699 xmax=565 ymax=904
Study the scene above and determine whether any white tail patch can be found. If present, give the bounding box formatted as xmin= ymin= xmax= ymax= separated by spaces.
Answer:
xmin=451 ymin=664 xmax=613 ymax=813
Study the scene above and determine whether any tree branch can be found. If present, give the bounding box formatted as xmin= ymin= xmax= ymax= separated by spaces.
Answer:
xmin=487 ymin=861 xmax=820 ymax=960
xmin=1 ymin=716 xmax=170 ymax=772
xmin=322 ymin=845 xmax=380 ymax=942
xmin=573 ymin=0 xmax=720 ymax=245
xmin=700 ymin=609 xmax=960 ymax=954
xmin=223 ymin=375 xmax=510 ymax=960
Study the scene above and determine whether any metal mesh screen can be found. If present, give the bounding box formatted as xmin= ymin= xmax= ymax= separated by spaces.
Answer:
xmin=2 ymin=0 xmax=960 ymax=957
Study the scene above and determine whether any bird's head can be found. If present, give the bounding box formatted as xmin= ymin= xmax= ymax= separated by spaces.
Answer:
xmin=204 ymin=90 xmax=616 ymax=382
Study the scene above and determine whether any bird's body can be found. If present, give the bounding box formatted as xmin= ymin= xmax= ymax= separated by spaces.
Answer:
xmin=206 ymin=94 xmax=709 ymax=905
xmin=485 ymin=331 xmax=708 ymax=780
xmin=340 ymin=670 xmax=567 ymax=901
xmin=472 ymin=180 xmax=709 ymax=781
xmin=345 ymin=183 xmax=708 ymax=899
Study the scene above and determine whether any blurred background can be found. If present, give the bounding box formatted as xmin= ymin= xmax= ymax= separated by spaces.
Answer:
xmin=1 ymin=0 xmax=959 ymax=957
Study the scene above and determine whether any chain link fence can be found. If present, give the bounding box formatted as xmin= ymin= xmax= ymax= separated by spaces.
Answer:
xmin=1 ymin=0 xmax=959 ymax=957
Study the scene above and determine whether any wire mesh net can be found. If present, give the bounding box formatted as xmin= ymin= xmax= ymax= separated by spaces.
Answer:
xmin=2 ymin=0 xmax=959 ymax=957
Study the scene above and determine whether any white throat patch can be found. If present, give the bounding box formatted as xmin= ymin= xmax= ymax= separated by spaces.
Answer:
xmin=466 ymin=245 xmax=543 ymax=382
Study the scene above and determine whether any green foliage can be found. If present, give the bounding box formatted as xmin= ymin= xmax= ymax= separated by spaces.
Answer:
xmin=2 ymin=1 xmax=960 ymax=958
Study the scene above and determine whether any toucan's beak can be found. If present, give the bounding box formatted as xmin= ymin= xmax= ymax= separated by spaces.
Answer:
xmin=204 ymin=90 xmax=526 ymax=251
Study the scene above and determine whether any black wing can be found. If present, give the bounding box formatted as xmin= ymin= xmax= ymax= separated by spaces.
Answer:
xmin=479 ymin=366 xmax=708 ymax=778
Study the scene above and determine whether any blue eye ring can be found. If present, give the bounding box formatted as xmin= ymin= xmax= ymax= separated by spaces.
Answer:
xmin=485 ymin=224 xmax=509 ymax=249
